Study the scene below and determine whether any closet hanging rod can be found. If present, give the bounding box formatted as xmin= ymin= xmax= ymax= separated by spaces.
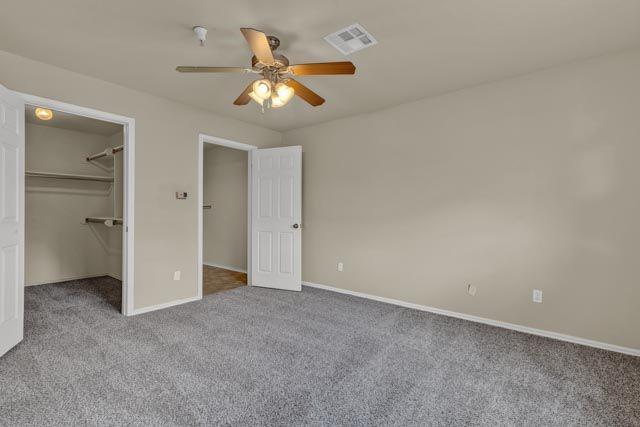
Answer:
xmin=86 ymin=145 xmax=124 ymax=162
xmin=26 ymin=171 xmax=114 ymax=182
xmin=84 ymin=217 xmax=123 ymax=227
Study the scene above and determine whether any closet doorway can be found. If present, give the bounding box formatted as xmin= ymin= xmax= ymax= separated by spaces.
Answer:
xmin=22 ymin=95 xmax=134 ymax=316
xmin=198 ymin=135 xmax=256 ymax=297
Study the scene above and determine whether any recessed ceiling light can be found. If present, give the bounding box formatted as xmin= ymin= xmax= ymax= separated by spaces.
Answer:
xmin=35 ymin=108 xmax=53 ymax=121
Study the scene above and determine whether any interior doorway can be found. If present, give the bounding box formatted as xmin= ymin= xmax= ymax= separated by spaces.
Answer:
xmin=197 ymin=134 xmax=303 ymax=297
xmin=198 ymin=134 xmax=256 ymax=297
xmin=202 ymin=143 xmax=248 ymax=294
xmin=21 ymin=94 xmax=135 ymax=316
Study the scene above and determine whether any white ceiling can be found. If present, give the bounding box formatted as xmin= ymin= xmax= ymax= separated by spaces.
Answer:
xmin=26 ymin=105 xmax=123 ymax=136
xmin=3 ymin=0 xmax=640 ymax=132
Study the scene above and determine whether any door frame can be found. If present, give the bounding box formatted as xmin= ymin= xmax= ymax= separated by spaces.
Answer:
xmin=18 ymin=92 xmax=136 ymax=316
xmin=197 ymin=133 xmax=256 ymax=299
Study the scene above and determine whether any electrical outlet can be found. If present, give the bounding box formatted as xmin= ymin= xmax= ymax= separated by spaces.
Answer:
xmin=337 ymin=262 xmax=344 ymax=272
xmin=173 ymin=270 xmax=181 ymax=281
xmin=467 ymin=284 xmax=477 ymax=296
xmin=533 ymin=289 xmax=543 ymax=303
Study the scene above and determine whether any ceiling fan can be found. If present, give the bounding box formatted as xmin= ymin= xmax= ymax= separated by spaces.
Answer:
xmin=176 ymin=28 xmax=356 ymax=110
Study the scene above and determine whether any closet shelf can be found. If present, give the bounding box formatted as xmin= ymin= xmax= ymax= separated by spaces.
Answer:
xmin=26 ymin=171 xmax=114 ymax=182
xmin=86 ymin=145 xmax=123 ymax=162
xmin=84 ymin=217 xmax=123 ymax=227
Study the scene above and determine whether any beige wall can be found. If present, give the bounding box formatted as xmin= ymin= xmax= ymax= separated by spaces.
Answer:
xmin=283 ymin=49 xmax=640 ymax=350
xmin=0 ymin=50 xmax=282 ymax=310
xmin=25 ymin=123 xmax=116 ymax=285
xmin=203 ymin=145 xmax=247 ymax=271
xmin=6 ymin=46 xmax=640 ymax=350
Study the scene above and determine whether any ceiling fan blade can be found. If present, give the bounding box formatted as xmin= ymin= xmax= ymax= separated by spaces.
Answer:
xmin=288 ymin=62 xmax=356 ymax=76
xmin=176 ymin=66 xmax=247 ymax=73
xmin=240 ymin=28 xmax=275 ymax=65
xmin=233 ymin=82 xmax=254 ymax=105
xmin=287 ymin=79 xmax=325 ymax=106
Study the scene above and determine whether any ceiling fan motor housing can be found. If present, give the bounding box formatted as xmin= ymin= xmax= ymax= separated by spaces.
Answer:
xmin=249 ymin=35 xmax=290 ymax=69
xmin=252 ymin=53 xmax=290 ymax=69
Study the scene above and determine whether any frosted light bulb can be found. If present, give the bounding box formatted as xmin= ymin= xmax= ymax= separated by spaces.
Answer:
xmin=275 ymin=83 xmax=294 ymax=104
xmin=252 ymin=79 xmax=272 ymax=100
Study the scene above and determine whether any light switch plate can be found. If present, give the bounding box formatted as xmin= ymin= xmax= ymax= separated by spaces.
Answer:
xmin=176 ymin=192 xmax=188 ymax=200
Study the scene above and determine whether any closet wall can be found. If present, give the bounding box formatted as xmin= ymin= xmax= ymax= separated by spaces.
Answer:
xmin=25 ymin=122 xmax=123 ymax=285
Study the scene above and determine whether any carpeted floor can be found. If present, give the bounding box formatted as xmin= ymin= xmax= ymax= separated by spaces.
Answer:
xmin=1 ymin=277 xmax=639 ymax=425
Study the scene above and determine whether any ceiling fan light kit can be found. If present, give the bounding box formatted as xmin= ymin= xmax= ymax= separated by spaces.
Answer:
xmin=176 ymin=27 xmax=356 ymax=111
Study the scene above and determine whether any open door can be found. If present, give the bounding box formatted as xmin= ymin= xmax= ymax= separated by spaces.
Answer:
xmin=0 ymin=84 xmax=24 ymax=357
xmin=251 ymin=146 xmax=302 ymax=291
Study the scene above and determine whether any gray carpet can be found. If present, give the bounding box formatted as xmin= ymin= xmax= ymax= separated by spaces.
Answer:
xmin=1 ymin=277 xmax=638 ymax=426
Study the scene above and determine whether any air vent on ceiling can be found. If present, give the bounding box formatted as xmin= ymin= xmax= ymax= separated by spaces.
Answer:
xmin=324 ymin=23 xmax=377 ymax=55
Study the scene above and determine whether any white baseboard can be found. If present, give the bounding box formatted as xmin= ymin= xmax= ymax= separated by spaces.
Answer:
xmin=203 ymin=261 xmax=247 ymax=274
xmin=302 ymin=281 xmax=640 ymax=357
xmin=130 ymin=295 xmax=202 ymax=316
xmin=25 ymin=273 xmax=111 ymax=287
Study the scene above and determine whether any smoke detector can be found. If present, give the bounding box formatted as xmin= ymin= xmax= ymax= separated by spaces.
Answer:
xmin=193 ymin=26 xmax=208 ymax=46
xmin=324 ymin=23 xmax=377 ymax=55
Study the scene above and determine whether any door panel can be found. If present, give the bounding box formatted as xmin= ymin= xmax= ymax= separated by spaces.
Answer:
xmin=279 ymin=232 xmax=294 ymax=274
xmin=251 ymin=146 xmax=301 ymax=291
xmin=258 ymin=231 xmax=273 ymax=272
xmin=259 ymin=177 xmax=273 ymax=218
xmin=0 ymin=84 xmax=24 ymax=358
xmin=279 ymin=176 xmax=293 ymax=218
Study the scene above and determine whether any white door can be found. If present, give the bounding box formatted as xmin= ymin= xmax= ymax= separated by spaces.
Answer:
xmin=0 ymin=84 xmax=24 ymax=357
xmin=251 ymin=146 xmax=302 ymax=291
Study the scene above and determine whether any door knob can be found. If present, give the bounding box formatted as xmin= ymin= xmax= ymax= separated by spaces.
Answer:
xmin=292 ymin=223 xmax=300 ymax=229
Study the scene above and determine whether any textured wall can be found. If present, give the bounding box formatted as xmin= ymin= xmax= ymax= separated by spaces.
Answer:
xmin=283 ymin=49 xmax=640 ymax=350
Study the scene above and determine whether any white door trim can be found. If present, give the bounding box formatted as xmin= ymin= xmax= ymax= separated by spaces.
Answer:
xmin=17 ymin=92 xmax=136 ymax=316
xmin=198 ymin=134 xmax=256 ymax=299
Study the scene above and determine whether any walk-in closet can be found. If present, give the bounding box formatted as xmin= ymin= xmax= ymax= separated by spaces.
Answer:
xmin=25 ymin=105 xmax=125 ymax=312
